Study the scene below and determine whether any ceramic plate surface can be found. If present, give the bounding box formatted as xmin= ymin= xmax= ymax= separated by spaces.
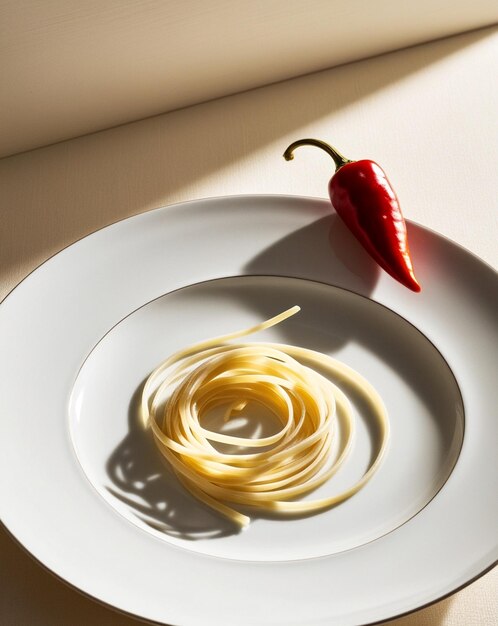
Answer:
xmin=0 ymin=195 xmax=497 ymax=626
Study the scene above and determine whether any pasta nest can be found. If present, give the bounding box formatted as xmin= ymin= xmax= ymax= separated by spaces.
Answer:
xmin=142 ymin=307 xmax=389 ymax=527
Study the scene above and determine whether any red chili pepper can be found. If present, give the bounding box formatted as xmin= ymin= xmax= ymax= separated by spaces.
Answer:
xmin=284 ymin=138 xmax=421 ymax=292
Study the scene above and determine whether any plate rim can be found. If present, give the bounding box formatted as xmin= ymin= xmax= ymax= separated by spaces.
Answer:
xmin=1 ymin=519 xmax=496 ymax=626
xmin=1 ymin=192 xmax=497 ymax=312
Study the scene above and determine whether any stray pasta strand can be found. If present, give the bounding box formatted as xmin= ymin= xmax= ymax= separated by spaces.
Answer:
xmin=141 ymin=306 xmax=389 ymax=527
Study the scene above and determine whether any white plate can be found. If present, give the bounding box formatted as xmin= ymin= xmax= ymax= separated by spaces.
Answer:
xmin=0 ymin=195 xmax=497 ymax=625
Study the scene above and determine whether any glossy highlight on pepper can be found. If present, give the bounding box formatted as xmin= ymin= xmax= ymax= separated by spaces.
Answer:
xmin=284 ymin=138 xmax=421 ymax=292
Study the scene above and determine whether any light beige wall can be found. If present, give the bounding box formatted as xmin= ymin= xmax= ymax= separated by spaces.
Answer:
xmin=1 ymin=0 xmax=497 ymax=157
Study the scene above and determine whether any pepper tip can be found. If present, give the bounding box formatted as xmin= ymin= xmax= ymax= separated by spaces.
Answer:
xmin=407 ymin=278 xmax=422 ymax=293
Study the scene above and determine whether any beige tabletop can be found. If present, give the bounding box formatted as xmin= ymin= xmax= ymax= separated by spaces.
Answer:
xmin=1 ymin=26 xmax=497 ymax=625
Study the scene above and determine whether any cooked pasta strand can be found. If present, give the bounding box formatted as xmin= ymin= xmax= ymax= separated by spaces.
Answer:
xmin=141 ymin=307 xmax=389 ymax=527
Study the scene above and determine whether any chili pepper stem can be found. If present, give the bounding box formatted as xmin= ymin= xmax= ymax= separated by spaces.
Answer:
xmin=283 ymin=138 xmax=353 ymax=171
